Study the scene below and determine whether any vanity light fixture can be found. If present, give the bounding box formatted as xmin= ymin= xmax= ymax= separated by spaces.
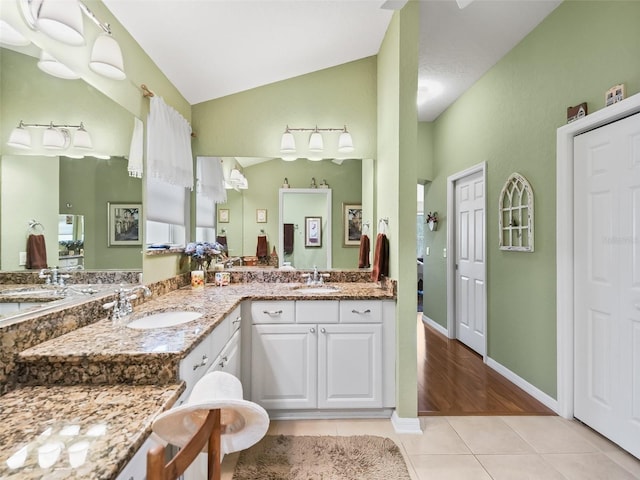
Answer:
xmin=19 ymin=0 xmax=126 ymax=80
xmin=0 ymin=19 xmax=31 ymax=46
xmin=279 ymin=125 xmax=355 ymax=160
xmin=6 ymin=120 xmax=93 ymax=151
xmin=37 ymin=50 xmax=80 ymax=79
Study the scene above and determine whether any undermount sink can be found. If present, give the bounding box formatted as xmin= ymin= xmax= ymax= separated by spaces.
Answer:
xmin=293 ymin=285 xmax=340 ymax=294
xmin=127 ymin=311 xmax=203 ymax=330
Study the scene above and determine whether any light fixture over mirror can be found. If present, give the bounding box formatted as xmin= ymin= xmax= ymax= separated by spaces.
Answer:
xmin=7 ymin=120 xmax=93 ymax=151
xmin=280 ymin=125 xmax=355 ymax=160
xmin=0 ymin=19 xmax=31 ymax=46
xmin=19 ymin=0 xmax=126 ymax=80
xmin=37 ymin=50 xmax=80 ymax=79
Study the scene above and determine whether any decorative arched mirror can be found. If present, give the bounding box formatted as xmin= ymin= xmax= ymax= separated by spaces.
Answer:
xmin=499 ymin=172 xmax=534 ymax=252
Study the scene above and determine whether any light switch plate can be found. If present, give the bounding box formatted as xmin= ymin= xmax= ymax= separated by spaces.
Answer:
xmin=19 ymin=251 xmax=27 ymax=266
xmin=443 ymin=248 xmax=447 ymax=258
xmin=426 ymin=247 xmax=430 ymax=256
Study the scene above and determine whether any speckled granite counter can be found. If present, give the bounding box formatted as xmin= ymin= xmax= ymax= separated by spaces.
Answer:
xmin=0 ymin=383 xmax=184 ymax=479
xmin=16 ymin=282 xmax=394 ymax=386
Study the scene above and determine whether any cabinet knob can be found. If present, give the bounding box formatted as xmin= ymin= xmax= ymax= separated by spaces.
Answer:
xmin=351 ymin=309 xmax=371 ymax=314
xmin=321 ymin=328 xmax=326 ymax=334
xmin=310 ymin=327 xmax=316 ymax=333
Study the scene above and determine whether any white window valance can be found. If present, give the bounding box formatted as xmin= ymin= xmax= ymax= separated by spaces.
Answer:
xmin=147 ymin=96 xmax=194 ymax=189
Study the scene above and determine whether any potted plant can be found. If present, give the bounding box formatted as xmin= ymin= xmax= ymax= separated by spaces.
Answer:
xmin=426 ymin=212 xmax=439 ymax=231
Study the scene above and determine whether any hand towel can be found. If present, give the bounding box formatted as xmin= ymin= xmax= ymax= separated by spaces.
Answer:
xmin=256 ymin=235 xmax=268 ymax=258
xmin=283 ymin=223 xmax=294 ymax=255
xmin=127 ymin=117 xmax=144 ymax=178
xmin=371 ymin=233 xmax=389 ymax=282
xmin=358 ymin=233 xmax=370 ymax=268
xmin=26 ymin=234 xmax=47 ymax=269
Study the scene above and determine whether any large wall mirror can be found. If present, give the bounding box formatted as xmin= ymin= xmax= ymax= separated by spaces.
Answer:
xmin=0 ymin=46 xmax=142 ymax=272
xmin=210 ymin=157 xmax=372 ymax=270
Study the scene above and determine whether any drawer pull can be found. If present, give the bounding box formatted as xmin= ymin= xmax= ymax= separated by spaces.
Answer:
xmin=219 ymin=356 xmax=228 ymax=368
xmin=351 ymin=309 xmax=371 ymax=314
xmin=233 ymin=316 xmax=241 ymax=324
xmin=193 ymin=354 xmax=208 ymax=370
xmin=263 ymin=310 xmax=283 ymax=316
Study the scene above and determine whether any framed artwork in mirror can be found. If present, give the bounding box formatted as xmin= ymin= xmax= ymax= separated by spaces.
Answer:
xmin=218 ymin=208 xmax=229 ymax=223
xmin=343 ymin=203 xmax=362 ymax=247
xmin=256 ymin=209 xmax=267 ymax=223
xmin=108 ymin=202 xmax=142 ymax=246
xmin=305 ymin=216 xmax=322 ymax=247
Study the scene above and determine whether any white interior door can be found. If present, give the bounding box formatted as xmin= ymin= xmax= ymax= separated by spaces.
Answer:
xmin=455 ymin=170 xmax=486 ymax=355
xmin=574 ymin=112 xmax=640 ymax=459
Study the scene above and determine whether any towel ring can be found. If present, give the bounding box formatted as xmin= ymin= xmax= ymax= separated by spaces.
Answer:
xmin=28 ymin=220 xmax=44 ymax=233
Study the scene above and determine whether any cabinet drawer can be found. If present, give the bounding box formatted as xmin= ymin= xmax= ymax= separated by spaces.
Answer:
xmin=251 ymin=301 xmax=295 ymax=324
xmin=339 ymin=300 xmax=382 ymax=323
xmin=296 ymin=300 xmax=339 ymax=324
xmin=179 ymin=334 xmax=213 ymax=394
xmin=210 ymin=315 xmax=230 ymax=359
xmin=228 ymin=305 xmax=242 ymax=334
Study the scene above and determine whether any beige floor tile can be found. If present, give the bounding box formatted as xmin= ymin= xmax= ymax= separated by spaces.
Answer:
xmin=477 ymin=454 xmax=565 ymax=480
xmin=268 ymin=418 xmax=340 ymax=436
xmin=563 ymin=419 xmax=623 ymax=452
xmin=409 ymin=454 xmax=492 ymax=480
xmin=543 ymin=452 xmax=639 ymax=480
xmin=501 ymin=416 xmax=599 ymax=454
xmin=446 ymin=416 xmax=535 ymax=454
xmin=604 ymin=450 xmax=640 ymax=478
xmin=400 ymin=417 xmax=470 ymax=455
xmin=335 ymin=418 xmax=398 ymax=439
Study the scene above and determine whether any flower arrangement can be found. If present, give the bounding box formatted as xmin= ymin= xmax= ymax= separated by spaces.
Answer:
xmin=184 ymin=241 xmax=227 ymax=271
xmin=426 ymin=212 xmax=438 ymax=223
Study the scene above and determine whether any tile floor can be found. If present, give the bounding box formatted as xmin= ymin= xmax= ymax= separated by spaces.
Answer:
xmin=220 ymin=416 xmax=640 ymax=479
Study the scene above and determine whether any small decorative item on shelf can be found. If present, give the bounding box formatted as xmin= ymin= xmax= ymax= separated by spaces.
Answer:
xmin=426 ymin=212 xmax=439 ymax=231
xmin=605 ymin=83 xmax=625 ymax=107
xmin=282 ymin=177 xmax=290 ymax=188
xmin=310 ymin=177 xmax=317 ymax=188
xmin=567 ymin=102 xmax=587 ymax=123
xmin=319 ymin=179 xmax=329 ymax=189
xmin=190 ymin=270 xmax=205 ymax=289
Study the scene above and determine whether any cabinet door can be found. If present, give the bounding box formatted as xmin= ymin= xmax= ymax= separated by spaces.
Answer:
xmin=318 ymin=323 xmax=383 ymax=409
xmin=251 ymin=324 xmax=317 ymax=410
xmin=213 ymin=330 xmax=240 ymax=378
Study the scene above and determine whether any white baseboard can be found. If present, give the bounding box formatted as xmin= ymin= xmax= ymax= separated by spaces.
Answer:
xmin=391 ymin=411 xmax=422 ymax=434
xmin=421 ymin=314 xmax=448 ymax=337
xmin=485 ymin=357 xmax=559 ymax=413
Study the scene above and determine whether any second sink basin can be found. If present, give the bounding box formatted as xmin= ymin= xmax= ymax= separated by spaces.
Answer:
xmin=127 ymin=311 xmax=203 ymax=330
xmin=293 ymin=285 xmax=340 ymax=294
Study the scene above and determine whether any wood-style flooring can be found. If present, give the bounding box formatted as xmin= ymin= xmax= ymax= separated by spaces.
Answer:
xmin=417 ymin=316 xmax=555 ymax=416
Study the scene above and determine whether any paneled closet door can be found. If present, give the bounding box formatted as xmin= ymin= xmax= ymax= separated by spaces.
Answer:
xmin=573 ymin=112 xmax=640 ymax=459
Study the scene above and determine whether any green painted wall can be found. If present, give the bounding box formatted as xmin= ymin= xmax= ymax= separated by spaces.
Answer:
xmin=417 ymin=122 xmax=434 ymax=183
xmin=60 ymin=157 xmax=142 ymax=270
xmin=424 ymin=0 xmax=640 ymax=398
xmin=377 ymin=2 xmax=419 ymax=419
xmin=191 ymin=57 xmax=377 ymax=159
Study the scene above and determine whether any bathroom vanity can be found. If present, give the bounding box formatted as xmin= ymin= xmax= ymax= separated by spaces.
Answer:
xmin=0 ymin=271 xmax=395 ymax=479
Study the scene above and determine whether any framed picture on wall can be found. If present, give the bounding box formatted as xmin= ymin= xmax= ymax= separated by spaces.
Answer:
xmin=218 ymin=208 xmax=229 ymax=223
xmin=256 ymin=209 xmax=267 ymax=223
xmin=305 ymin=216 xmax=322 ymax=247
xmin=343 ymin=203 xmax=362 ymax=247
xmin=108 ymin=202 xmax=142 ymax=246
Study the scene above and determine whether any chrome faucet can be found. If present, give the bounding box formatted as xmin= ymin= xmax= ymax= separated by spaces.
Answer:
xmin=39 ymin=267 xmax=70 ymax=287
xmin=102 ymin=284 xmax=152 ymax=325
xmin=302 ymin=266 xmax=329 ymax=286
xmin=225 ymin=257 xmax=243 ymax=268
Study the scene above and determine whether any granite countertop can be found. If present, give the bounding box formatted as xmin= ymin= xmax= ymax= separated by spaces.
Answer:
xmin=16 ymin=282 xmax=393 ymax=386
xmin=0 ymin=383 xmax=184 ymax=479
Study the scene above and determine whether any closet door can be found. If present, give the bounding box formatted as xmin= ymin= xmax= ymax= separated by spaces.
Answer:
xmin=573 ymin=112 xmax=640 ymax=459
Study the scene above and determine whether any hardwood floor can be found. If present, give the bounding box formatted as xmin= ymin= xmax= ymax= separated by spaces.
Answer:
xmin=417 ymin=315 xmax=555 ymax=416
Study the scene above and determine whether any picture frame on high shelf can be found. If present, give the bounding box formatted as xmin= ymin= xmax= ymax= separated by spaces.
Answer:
xmin=256 ymin=208 xmax=267 ymax=223
xmin=218 ymin=208 xmax=229 ymax=223
xmin=305 ymin=216 xmax=322 ymax=248
xmin=343 ymin=203 xmax=362 ymax=247
xmin=108 ymin=202 xmax=142 ymax=246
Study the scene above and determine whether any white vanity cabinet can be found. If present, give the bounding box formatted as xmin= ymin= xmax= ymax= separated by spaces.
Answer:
xmin=115 ymin=435 xmax=161 ymax=480
xmin=250 ymin=299 xmax=393 ymax=412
